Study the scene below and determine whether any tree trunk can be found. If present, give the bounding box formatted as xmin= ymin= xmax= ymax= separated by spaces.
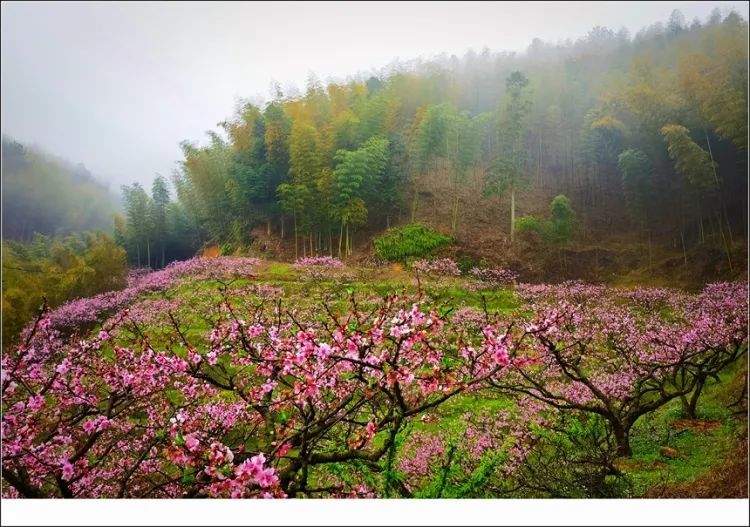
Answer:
xmin=724 ymin=205 xmax=734 ymax=247
xmin=146 ymin=239 xmax=151 ymax=269
xmin=338 ymin=221 xmax=344 ymax=258
xmin=510 ymin=188 xmax=516 ymax=244
xmin=451 ymin=198 xmax=459 ymax=234
xmin=411 ymin=188 xmax=418 ymax=223
xmin=612 ymin=420 xmax=632 ymax=457
xmin=716 ymin=212 xmax=733 ymax=271
xmin=647 ymin=230 xmax=653 ymax=275
xmin=537 ymin=130 xmax=542 ymax=187
xmin=704 ymin=128 xmax=734 ymax=267
xmin=681 ymin=378 xmax=705 ymax=420
xmin=293 ymin=212 xmax=298 ymax=260
xmin=281 ymin=215 xmax=285 ymax=239
xmin=680 ymin=229 xmax=687 ymax=266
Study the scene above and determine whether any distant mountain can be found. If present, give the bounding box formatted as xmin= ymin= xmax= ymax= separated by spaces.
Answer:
xmin=1 ymin=137 xmax=119 ymax=240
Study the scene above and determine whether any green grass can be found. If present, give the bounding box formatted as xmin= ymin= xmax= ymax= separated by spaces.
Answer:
xmin=623 ymin=363 xmax=746 ymax=495
xmin=261 ymin=262 xmax=295 ymax=280
xmin=111 ymin=260 xmax=746 ymax=498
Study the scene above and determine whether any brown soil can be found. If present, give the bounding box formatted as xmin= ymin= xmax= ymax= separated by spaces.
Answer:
xmin=613 ymin=459 xmax=667 ymax=471
xmin=201 ymin=245 xmax=221 ymax=258
xmin=671 ymin=420 xmax=723 ymax=433
xmin=644 ymin=431 xmax=748 ymax=498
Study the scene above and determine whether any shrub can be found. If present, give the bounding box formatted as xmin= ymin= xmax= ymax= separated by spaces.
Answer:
xmin=515 ymin=195 xmax=577 ymax=246
xmin=456 ymin=255 xmax=484 ymax=274
xmin=2 ymin=232 xmax=128 ymax=346
xmin=373 ymin=224 xmax=451 ymax=263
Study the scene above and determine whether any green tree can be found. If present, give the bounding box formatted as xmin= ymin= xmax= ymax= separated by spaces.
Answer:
xmin=332 ymin=137 xmax=389 ymax=256
xmin=618 ymin=149 xmax=657 ymax=270
xmin=485 ymin=71 xmax=533 ymax=243
xmin=516 ymin=195 xmax=577 ymax=271
xmin=121 ymin=183 xmax=153 ymax=267
xmin=151 ymin=175 xmax=170 ymax=268
xmin=660 ymin=124 xmax=717 ymax=189
xmin=411 ymin=103 xmax=453 ymax=221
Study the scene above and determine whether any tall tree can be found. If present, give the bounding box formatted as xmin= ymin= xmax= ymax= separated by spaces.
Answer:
xmin=151 ymin=175 xmax=170 ymax=268
xmin=485 ymin=71 xmax=533 ymax=243
xmin=618 ymin=149 xmax=657 ymax=270
xmin=121 ymin=183 xmax=153 ymax=267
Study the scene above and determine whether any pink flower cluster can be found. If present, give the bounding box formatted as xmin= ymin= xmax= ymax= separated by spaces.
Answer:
xmin=469 ymin=267 xmax=518 ymax=287
xmin=3 ymin=287 xmax=520 ymax=498
xmin=126 ymin=267 xmax=153 ymax=287
xmin=451 ymin=307 xmax=487 ymax=328
xmin=505 ymin=281 xmax=748 ymax=413
xmin=293 ymin=256 xmax=345 ymax=280
xmin=3 ymin=272 xmax=746 ymax=499
xmin=397 ymin=403 xmax=547 ymax=495
xmin=411 ymin=258 xmax=461 ymax=277
xmin=23 ymin=257 xmax=261 ymax=337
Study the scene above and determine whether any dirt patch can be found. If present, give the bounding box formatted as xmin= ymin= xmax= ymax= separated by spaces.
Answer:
xmin=613 ymin=459 xmax=668 ymax=472
xmin=671 ymin=419 xmax=723 ymax=433
xmin=201 ymin=245 xmax=221 ymax=258
xmin=644 ymin=432 xmax=748 ymax=498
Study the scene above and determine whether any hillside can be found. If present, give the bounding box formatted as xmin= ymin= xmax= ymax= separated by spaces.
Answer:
xmin=2 ymin=2 xmax=748 ymax=513
xmin=1 ymin=137 xmax=119 ymax=240
xmin=113 ymin=10 xmax=747 ymax=291
xmin=3 ymin=256 xmax=746 ymax=498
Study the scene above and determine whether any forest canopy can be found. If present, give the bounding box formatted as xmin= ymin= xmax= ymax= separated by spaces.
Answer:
xmin=110 ymin=8 xmax=746 ymax=277
xmin=1 ymin=137 xmax=119 ymax=240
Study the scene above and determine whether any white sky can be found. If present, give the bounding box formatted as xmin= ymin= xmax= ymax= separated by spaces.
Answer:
xmin=1 ymin=1 xmax=747 ymax=190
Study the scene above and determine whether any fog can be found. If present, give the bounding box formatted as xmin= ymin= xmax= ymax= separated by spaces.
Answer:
xmin=1 ymin=1 xmax=746 ymax=188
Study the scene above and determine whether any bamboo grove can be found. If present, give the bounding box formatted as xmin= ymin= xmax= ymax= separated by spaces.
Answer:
xmin=117 ymin=9 xmax=747 ymax=266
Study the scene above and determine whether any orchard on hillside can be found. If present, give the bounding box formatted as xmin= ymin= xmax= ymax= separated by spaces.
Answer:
xmin=2 ymin=258 xmax=746 ymax=498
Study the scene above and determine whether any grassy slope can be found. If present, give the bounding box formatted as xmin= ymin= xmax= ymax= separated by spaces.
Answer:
xmin=121 ymin=260 xmax=748 ymax=497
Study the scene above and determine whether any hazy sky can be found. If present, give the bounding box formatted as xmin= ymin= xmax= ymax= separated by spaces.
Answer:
xmin=1 ymin=1 xmax=747 ymax=190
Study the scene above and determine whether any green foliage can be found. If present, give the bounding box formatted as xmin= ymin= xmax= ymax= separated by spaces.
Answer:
xmin=333 ymin=137 xmax=389 ymax=222
xmin=618 ymin=149 xmax=655 ymax=227
xmin=1 ymin=138 xmax=118 ymax=241
xmin=455 ymin=254 xmax=484 ymax=274
xmin=516 ymin=195 xmax=577 ymax=245
xmin=549 ymin=195 xmax=577 ymax=243
xmin=152 ymin=10 xmax=746 ymax=264
xmin=373 ymin=223 xmax=451 ymax=262
xmin=498 ymin=71 xmax=532 ymax=156
xmin=660 ymin=124 xmax=718 ymax=189
xmin=120 ymin=180 xmax=199 ymax=268
xmin=581 ymin=108 xmax=627 ymax=166
xmin=516 ymin=413 xmax=633 ymax=498
xmin=483 ymin=157 xmax=526 ymax=197
xmin=1 ymin=232 xmax=128 ymax=346
xmin=413 ymin=103 xmax=453 ymax=172
xmin=514 ymin=215 xmax=548 ymax=238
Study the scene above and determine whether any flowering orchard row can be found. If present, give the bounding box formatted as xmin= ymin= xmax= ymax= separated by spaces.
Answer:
xmin=24 ymin=257 xmax=260 ymax=337
xmin=2 ymin=256 xmax=747 ymax=498
xmin=290 ymin=255 xmax=518 ymax=288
